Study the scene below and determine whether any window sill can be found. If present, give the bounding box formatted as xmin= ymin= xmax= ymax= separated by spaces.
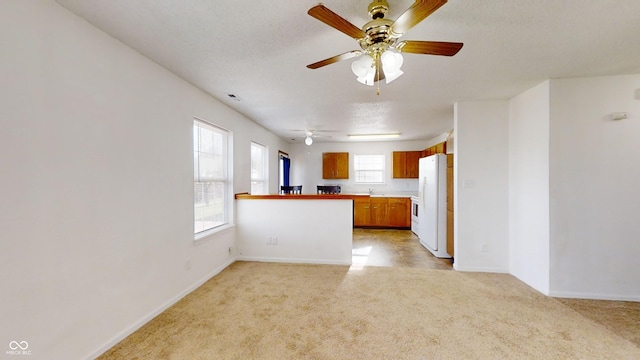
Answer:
xmin=194 ymin=223 xmax=235 ymax=245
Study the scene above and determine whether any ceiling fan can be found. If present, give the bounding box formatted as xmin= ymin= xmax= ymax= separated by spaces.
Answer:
xmin=292 ymin=130 xmax=334 ymax=145
xmin=306 ymin=0 xmax=463 ymax=89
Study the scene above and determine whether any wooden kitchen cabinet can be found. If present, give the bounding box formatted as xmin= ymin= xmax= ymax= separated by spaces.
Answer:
xmin=322 ymin=152 xmax=349 ymax=179
xmin=389 ymin=198 xmax=410 ymax=227
xmin=447 ymin=209 xmax=454 ymax=257
xmin=392 ymin=152 xmax=406 ymax=178
xmin=406 ymin=152 xmax=420 ymax=177
xmin=370 ymin=198 xmax=389 ymax=226
xmin=353 ymin=197 xmax=410 ymax=228
xmin=420 ymin=142 xmax=447 ymax=159
xmin=353 ymin=197 xmax=371 ymax=227
xmin=392 ymin=151 xmax=421 ymax=178
xmin=446 ymin=153 xmax=454 ymax=258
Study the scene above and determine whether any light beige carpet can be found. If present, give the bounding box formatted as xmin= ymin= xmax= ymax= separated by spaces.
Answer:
xmin=99 ymin=262 xmax=640 ymax=359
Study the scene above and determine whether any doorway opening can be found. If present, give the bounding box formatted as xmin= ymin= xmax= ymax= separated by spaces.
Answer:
xmin=279 ymin=151 xmax=290 ymax=189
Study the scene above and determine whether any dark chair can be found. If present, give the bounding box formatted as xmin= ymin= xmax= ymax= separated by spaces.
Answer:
xmin=317 ymin=185 xmax=341 ymax=194
xmin=281 ymin=185 xmax=302 ymax=194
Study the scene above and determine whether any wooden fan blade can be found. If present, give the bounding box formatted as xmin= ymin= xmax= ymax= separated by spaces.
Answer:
xmin=307 ymin=50 xmax=362 ymax=69
xmin=396 ymin=40 xmax=463 ymax=56
xmin=390 ymin=0 xmax=447 ymax=37
xmin=308 ymin=5 xmax=366 ymax=39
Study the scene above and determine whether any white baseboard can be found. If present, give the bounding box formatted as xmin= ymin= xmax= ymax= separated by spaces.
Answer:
xmin=85 ymin=257 xmax=236 ymax=360
xmin=453 ymin=263 xmax=508 ymax=273
xmin=237 ymin=255 xmax=351 ymax=266
xmin=548 ymin=290 xmax=640 ymax=302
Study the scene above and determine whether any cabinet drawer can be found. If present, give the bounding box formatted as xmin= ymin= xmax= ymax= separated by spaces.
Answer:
xmin=370 ymin=197 xmax=389 ymax=204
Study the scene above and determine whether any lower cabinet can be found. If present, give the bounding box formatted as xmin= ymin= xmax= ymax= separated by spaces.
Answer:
xmin=353 ymin=198 xmax=371 ymax=227
xmin=389 ymin=198 xmax=410 ymax=227
xmin=370 ymin=198 xmax=389 ymax=226
xmin=354 ymin=197 xmax=410 ymax=228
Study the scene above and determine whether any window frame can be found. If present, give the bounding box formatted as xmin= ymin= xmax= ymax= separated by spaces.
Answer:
xmin=250 ymin=141 xmax=268 ymax=195
xmin=353 ymin=154 xmax=386 ymax=184
xmin=193 ymin=118 xmax=231 ymax=238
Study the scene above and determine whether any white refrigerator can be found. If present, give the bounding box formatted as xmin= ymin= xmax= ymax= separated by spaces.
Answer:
xmin=418 ymin=154 xmax=451 ymax=258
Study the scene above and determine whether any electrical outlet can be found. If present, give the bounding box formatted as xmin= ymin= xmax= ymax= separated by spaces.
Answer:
xmin=185 ymin=258 xmax=192 ymax=270
xmin=481 ymin=244 xmax=489 ymax=253
xmin=228 ymin=246 xmax=233 ymax=255
xmin=272 ymin=236 xmax=277 ymax=245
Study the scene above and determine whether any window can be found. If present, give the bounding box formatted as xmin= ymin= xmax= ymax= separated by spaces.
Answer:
xmin=354 ymin=154 xmax=385 ymax=184
xmin=193 ymin=119 xmax=229 ymax=234
xmin=251 ymin=142 xmax=268 ymax=195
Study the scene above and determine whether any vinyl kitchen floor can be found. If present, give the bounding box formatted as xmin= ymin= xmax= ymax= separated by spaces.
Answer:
xmin=352 ymin=228 xmax=453 ymax=270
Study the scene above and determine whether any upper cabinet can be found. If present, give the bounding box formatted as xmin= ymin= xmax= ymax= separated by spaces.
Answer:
xmin=392 ymin=151 xmax=421 ymax=178
xmin=322 ymin=152 xmax=349 ymax=179
xmin=421 ymin=142 xmax=447 ymax=158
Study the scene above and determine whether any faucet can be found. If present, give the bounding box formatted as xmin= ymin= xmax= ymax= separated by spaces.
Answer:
xmin=368 ymin=188 xmax=374 ymax=195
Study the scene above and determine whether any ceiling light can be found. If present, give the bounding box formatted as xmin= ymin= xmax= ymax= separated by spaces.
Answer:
xmin=348 ymin=133 xmax=401 ymax=140
xmin=351 ymin=49 xmax=404 ymax=87
xmin=351 ymin=55 xmax=375 ymax=86
xmin=305 ymin=136 xmax=313 ymax=146
xmin=381 ymin=50 xmax=404 ymax=84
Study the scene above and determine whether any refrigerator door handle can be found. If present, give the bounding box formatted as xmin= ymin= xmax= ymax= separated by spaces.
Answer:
xmin=419 ymin=177 xmax=427 ymax=200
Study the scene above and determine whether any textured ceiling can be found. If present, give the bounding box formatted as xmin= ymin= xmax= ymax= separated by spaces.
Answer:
xmin=55 ymin=0 xmax=640 ymax=143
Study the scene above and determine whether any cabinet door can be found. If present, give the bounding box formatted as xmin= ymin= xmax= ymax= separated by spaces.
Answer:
xmin=322 ymin=153 xmax=334 ymax=179
xmin=406 ymin=151 xmax=421 ymax=178
xmin=447 ymin=209 xmax=454 ymax=257
xmin=446 ymin=166 xmax=454 ymax=211
xmin=334 ymin=152 xmax=349 ymax=179
xmin=323 ymin=152 xmax=349 ymax=179
xmin=446 ymin=153 xmax=454 ymax=257
xmin=353 ymin=199 xmax=371 ymax=227
xmin=389 ymin=198 xmax=410 ymax=227
xmin=370 ymin=198 xmax=389 ymax=226
xmin=392 ymin=151 xmax=407 ymax=178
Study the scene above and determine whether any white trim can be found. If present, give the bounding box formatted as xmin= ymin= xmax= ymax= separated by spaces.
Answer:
xmin=194 ymin=223 xmax=235 ymax=244
xmin=548 ymin=291 xmax=640 ymax=302
xmin=452 ymin=263 xmax=509 ymax=273
xmin=237 ymin=256 xmax=352 ymax=266
xmin=85 ymin=258 xmax=236 ymax=360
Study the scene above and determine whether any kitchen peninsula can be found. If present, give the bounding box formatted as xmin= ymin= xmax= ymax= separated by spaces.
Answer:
xmin=234 ymin=193 xmax=412 ymax=265
xmin=235 ymin=193 xmax=368 ymax=265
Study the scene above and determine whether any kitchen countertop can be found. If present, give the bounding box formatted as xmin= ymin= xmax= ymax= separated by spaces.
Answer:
xmin=235 ymin=193 xmax=369 ymax=200
xmin=370 ymin=193 xmax=415 ymax=198
xmin=235 ymin=193 xmax=417 ymax=200
xmin=348 ymin=193 xmax=417 ymax=198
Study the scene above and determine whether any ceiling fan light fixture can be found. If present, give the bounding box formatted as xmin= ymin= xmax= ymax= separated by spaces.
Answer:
xmin=356 ymin=71 xmax=376 ymax=86
xmin=305 ymin=136 xmax=313 ymax=146
xmin=384 ymin=69 xmax=403 ymax=84
xmin=381 ymin=50 xmax=404 ymax=84
xmin=381 ymin=50 xmax=403 ymax=72
xmin=306 ymin=2 xmax=463 ymax=88
xmin=351 ymin=55 xmax=374 ymax=77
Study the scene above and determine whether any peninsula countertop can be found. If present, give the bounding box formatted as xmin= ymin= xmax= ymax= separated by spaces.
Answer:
xmin=235 ymin=193 xmax=417 ymax=200
xmin=234 ymin=193 xmax=370 ymax=200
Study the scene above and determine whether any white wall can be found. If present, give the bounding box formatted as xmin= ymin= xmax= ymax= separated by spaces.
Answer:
xmin=288 ymin=140 xmax=432 ymax=195
xmin=0 ymin=1 xmax=288 ymax=359
xmin=236 ymin=199 xmax=353 ymax=265
xmin=453 ymin=101 xmax=510 ymax=272
xmin=508 ymin=81 xmax=551 ymax=294
xmin=548 ymin=75 xmax=640 ymax=300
